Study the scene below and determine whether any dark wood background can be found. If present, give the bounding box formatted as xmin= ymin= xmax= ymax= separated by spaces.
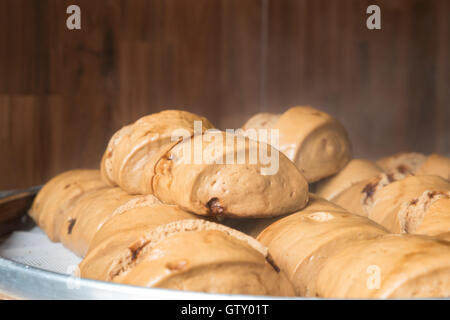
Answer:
xmin=0 ymin=0 xmax=449 ymax=189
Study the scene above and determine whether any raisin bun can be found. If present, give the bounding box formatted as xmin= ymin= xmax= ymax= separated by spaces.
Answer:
xmin=242 ymin=106 xmax=351 ymax=183
xmin=316 ymin=234 xmax=450 ymax=298
xmin=368 ymin=175 xmax=450 ymax=239
xmin=315 ymin=159 xmax=383 ymax=200
xmin=257 ymin=198 xmax=387 ymax=296
xmin=81 ymin=219 xmax=294 ymax=296
xmin=29 ymin=170 xmax=107 ymax=242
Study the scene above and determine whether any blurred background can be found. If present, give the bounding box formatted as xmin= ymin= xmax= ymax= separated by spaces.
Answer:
xmin=0 ymin=0 xmax=448 ymax=189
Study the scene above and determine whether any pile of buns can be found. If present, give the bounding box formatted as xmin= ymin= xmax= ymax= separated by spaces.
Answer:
xmin=29 ymin=107 xmax=450 ymax=298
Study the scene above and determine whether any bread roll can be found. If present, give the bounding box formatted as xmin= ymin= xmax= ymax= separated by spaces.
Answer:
xmin=377 ymin=152 xmax=450 ymax=181
xmin=414 ymin=197 xmax=450 ymax=239
xmin=362 ymin=171 xmax=414 ymax=214
xmin=29 ymin=170 xmax=107 ymax=242
xmin=80 ymin=204 xmax=198 ymax=279
xmin=369 ymin=175 xmax=450 ymax=237
xmin=81 ymin=219 xmax=294 ymax=296
xmin=315 ymin=159 xmax=383 ymax=200
xmin=315 ymin=234 xmax=450 ymax=298
xmin=101 ymin=110 xmax=214 ymax=194
xmin=257 ymin=200 xmax=388 ymax=296
xmin=327 ymin=171 xmax=408 ymax=217
xmin=102 ymin=110 xmax=308 ymax=218
xmin=416 ymin=153 xmax=450 ymax=180
xmin=376 ymin=152 xmax=427 ymax=175
xmin=58 ymin=188 xmax=161 ymax=257
xmin=149 ymin=130 xmax=308 ymax=217
xmin=242 ymin=106 xmax=352 ymax=183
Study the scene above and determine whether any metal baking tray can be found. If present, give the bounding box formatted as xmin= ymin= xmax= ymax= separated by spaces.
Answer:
xmin=0 ymin=257 xmax=277 ymax=299
xmin=0 ymin=186 xmax=288 ymax=300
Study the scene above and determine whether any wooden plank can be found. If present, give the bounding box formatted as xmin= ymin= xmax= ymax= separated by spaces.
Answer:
xmin=265 ymin=0 xmax=449 ymax=158
xmin=0 ymin=0 xmax=448 ymax=190
xmin=217 ymin=0 xmax=263 ymax=129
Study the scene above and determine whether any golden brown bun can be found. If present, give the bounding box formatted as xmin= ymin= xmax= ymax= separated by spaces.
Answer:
xmin=376 ymin=152 xmax=427 ymax=175
xmin=275 ymin=107 xmax=352 ymax=182
xmin=315 ymin=159 xmax=382 ymax=200
xmin=150 ymin=130 xmax=309 ymax=218
xmin=103 ymin=111 xmax=309 ymax=218
xmin=80 ymin=204 xmax=199 ymax=279
xmin=101 ymin=110 xmax=215 ymax=194
xmin=369 ymin=175 xmax=450 ymax=234
xmin=58 ymin=188 xmax=154 ymax=257
xmin=242 ymin=106 xmax=352 ymax=183
xmin=29 ymin=170 xmax=107 ymax=242
xmin=394 ymin=189 xmax=450 ymax=241
xmin=328 ymin=171 xmax=408 ymax=217
xmin=316 ymin=234 xmax=450 ymax=298
xmin=377 ymin=152 xmax=450 ymax=181
xmin=416 ymin=153 xmax=450 ymax=180
xmin=81 ymin=219 xmax=294 ymax=296
xmin=257 ymin=200 xmax=387 ymax=296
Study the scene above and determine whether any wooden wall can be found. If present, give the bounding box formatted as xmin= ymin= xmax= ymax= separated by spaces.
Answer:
xmin=0 ymin=0 xmax=449 ymax=189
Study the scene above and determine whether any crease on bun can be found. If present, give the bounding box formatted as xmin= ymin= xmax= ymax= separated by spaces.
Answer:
xmin=107 ymin=219 xmax=271 ymax=281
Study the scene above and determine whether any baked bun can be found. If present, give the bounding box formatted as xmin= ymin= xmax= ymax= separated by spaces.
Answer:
xmin=242 ymin=106 xmax=351 ymax=182
xmin=29 ymin=170 xmax=107 ymax=242
xmin=80 ymin=204 xmax=198 ymax=278
xmin=316 ymin=234 xmax=450 ymax=298
xmin=101 ymin=110 xmax=214 ymax=194
xmin=103 ymin=111 xmax=309 ymax=217
xmin=315 ymin=159 xmax=383 ymax=200
xmin=149 ymin=130 xmax=309 ymax=218
xmin=368 ymin=175 xmax=450 ymax=238
xmin=376 ymin=152 xmax=427 ymax=175
xmin=377 ymin=152 xmax=450 ymax=181
xmin=257 ymin=199 xmax=387 ymax=296
xmin=58 ymin=189 xmax=160 ymax=257
xmin=412 ymin=197 xmax=450 ymax=239
xmin=81 ymin=219 xmax=294 ymax=296
xmin=326 ymin=171 xmax=409 ymax=217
